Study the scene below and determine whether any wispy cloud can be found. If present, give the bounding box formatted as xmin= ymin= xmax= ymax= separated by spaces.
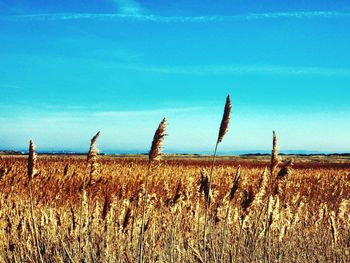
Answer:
xmin=2 ymin=11 xmax=350 ymax=23
xmin=112 ymin=0 xmax=146 ymax=16
xmin=0 ymin=105 xmax=205 ymax=120
xmin=124 ymin=64 xmax=350 ymax=76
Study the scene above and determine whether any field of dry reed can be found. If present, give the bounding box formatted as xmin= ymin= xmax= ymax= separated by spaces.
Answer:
xmin=1 ymin=154 xmax=350 ymax=262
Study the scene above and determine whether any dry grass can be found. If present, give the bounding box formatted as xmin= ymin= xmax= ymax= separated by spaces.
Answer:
xmin=0 ymin=154 xmax=350 ymax=262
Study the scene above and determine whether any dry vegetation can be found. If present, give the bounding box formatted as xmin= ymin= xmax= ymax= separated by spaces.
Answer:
xmin=1 ymin=154 xmax=350 ymax=262
xmin=1 ymin=96 xmax=350 ymax=262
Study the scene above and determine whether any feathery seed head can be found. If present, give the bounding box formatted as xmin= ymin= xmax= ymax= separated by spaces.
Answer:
xmin=270 ymin=131 xmax=280 ymax=175
xmin=149 ymin=117 xmax=167 ymax=162
xmin=217 ymin=95 xmax=231 ymax=144
xmin=28 ymin=139 xmax=37 ymax=180
xmin=87 ymin=131 xmax=100 ymax=162
xmin=87 ymin=131 xmax=100 ymax=180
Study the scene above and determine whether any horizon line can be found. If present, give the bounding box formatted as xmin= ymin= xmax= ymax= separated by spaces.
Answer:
xmin=1 ymin=149 xmax=350 ymax=155
xmin=2 ymin=10 xmax=350 ymax=23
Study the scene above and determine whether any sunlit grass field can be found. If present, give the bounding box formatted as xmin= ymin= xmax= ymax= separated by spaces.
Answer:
xmin=1 ymin=154 xmax=350 ymax=262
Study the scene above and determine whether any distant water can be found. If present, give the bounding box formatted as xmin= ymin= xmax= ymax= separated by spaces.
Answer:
xmin=2 ymin=148 xmax=349 ymax=156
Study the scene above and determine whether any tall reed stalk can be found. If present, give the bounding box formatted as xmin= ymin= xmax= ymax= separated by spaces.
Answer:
xmin=78 ymin=131 xmax=100 ymax=262
xmin=138 ymin=118 xmax=167 ymax=263
xmin=27 ymin=140 xmax=44 ymax=263
xmin=203 ymin=95 xmax=231 ymax=263
xmin=263 ymin=131 xmax=279 ymax=262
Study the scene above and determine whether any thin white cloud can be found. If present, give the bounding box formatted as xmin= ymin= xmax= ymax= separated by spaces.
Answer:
xmin=112 ymin=0 xmax=146 ymax=15
xmin=124 ymin=64 xmax=350 ymax=76
xmin=1 ymin=106 xmax=205 ymax=121
xmin=2 ymin=11 xmax=350 ymax=23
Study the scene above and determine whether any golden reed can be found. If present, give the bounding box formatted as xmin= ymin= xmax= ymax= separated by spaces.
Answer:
xmin=138 ymin=117 xmax=167 ymax=263
xmin=27 ymin=140 xmax=44 ymax=263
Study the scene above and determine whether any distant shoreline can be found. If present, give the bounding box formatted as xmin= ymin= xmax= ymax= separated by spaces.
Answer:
xmin=1 ymin=150 xmax=350 ymax=158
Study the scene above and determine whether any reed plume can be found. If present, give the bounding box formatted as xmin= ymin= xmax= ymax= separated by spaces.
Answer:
xmin=28 ymin=140 xmax=37 ymax=180
xmin=270 ymin=131 xmax=279 ymax=176
xmin=149 ymin=117 xmax=167 ymax=162
xmin=87 ymin=131 xmax=100 ymax=180
xmin=138 ymin=118 xmax=167 ymax=263
xmin=27 ymin=140 xmax=43 ymax=263
xmin=217 ymin=95 xmax=231 ymax=144
xmin=87 ymin=131 xmax=100 ymax=162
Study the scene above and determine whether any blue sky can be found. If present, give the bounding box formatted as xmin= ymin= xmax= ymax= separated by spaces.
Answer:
xmin=0 ymin=0 xmax=350 ymax=153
